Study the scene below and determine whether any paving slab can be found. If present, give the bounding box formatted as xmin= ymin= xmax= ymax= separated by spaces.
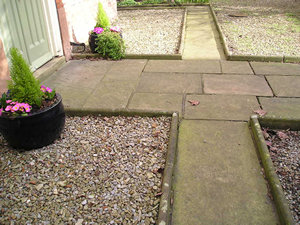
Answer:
xmin=83 ymin=81 xmax=136 ymax=110
xmin=186 ymin=17 xmax=209 ymax=30
xmin=266 ymin=76 xmax=300 ymax=97
xmin=203 ymin=74 xmax=273 ymax=96
xmin=259 ymin=97 xmax=300 ymax=118
xmin=44 ymin=60 xmax=112 ymax=89
xmin=128 ymin=93 xmax=182 ymax=113
xmin=102 ymin=59 xmax=146 ymax=82
xmin=136 ymin=73 xmax=202 ymax=94
xmin=221 ymin=60 xmax=253 ymax=74
xmin=173 ymin=120 xmax=279 ymax=225
xmin=184 ymin=94 xmax=259 ymax=120
xmin=183 ymin=7 xmax=221 ymax=60
xmin=53 ymin=85 xmax=92 ymax=109
xmin=251 ymin=62 xmax=300 ymax=75
xmin=144 ymin=60 xmax=221 ymax=73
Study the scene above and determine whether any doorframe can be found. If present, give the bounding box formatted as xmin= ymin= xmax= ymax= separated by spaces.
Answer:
xmin=42 ymin=0 xmax=63 ymax=57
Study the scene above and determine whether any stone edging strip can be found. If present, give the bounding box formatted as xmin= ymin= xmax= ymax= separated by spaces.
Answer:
xmin=209 ymin=4 xmax=230 ymax=59
xmin=250 ymin=115 xmax=296 ymax=225
xmin=259 ymin=115 xmax=300 ymax=131
xmin=178 ymin=8 xmax=187 ymax=55
xmin=157 ymin=112 xmax=179 ymax=225
xmin=209 ymin=5 xmax=300 ymax=63
xmin=71 ymin=53 xmax=182 ymax=60
xmin=65 ymin=107 xmax=177 ymax=117
xmin=117 ymin=3 xmax=208 ymax=10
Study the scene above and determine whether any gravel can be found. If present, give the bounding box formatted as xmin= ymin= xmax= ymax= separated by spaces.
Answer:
xmin=212 ymin=5 xmax=300 ymax=56
xmin=117 ymin=9 xmax=184 ymax=54
xmin=0 ymin=115 xmax=171 ymax=224
xmin=263 ymin=128 xmax=300 ymax=224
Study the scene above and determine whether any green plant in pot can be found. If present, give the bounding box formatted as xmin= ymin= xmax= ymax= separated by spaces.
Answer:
xmin=0 ymin=48 xmax=65 ymax=150
xmin=89 ymin=2 xmax=110 ymax=53
xmin=95 ymin=30 xmax=125 ymax=60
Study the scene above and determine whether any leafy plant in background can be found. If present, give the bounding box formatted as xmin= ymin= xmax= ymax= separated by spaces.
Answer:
xmin=141 ymin=0 xmax=165 ymax=4
xmin=7 ymin=48 xmax=43 ymax=107
xmin=95 ymin=31 xmax=125 ymax=60
xmin=95 ymin=2 xmax=110 ymax=28
xmin=176 ymin=0 xmax=208 ymax=3
xmin=117 ymin=0 xmax=140 ymax=6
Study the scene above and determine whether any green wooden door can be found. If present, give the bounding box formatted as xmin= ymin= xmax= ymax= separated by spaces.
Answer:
xmin=0 ymin=0 xmax=52 ymax=70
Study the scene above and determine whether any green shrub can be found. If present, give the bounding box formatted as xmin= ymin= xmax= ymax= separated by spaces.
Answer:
xmin=141 ymin=0 xmax=164 ymax=5
xmin=95 ymin=31 xmax=126 ymax=60
xmin=8 ymin=48 xmax=43 ymax=107
xmin=95 ymin=2 xmax=110 ymax=28
xmin=176 ymin=0 xmax=208 ymax=3
xmin=118 ymin=0 xmax=139 ymax=6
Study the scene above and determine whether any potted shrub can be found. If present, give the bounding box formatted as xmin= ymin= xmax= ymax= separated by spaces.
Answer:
xmin=0 ymin=48 xmax=65 ymax=150
xmin=95 ymin=29 xmax=126 ymax=60
xmin=89 ymin=2 xmax=110 ymax=53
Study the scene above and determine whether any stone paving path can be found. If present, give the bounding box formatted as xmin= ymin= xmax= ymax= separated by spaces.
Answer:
xmin=183 ymin=6 xmax=225 ymax=60
xmin=43 ymin=59 xmax=300 ymax=224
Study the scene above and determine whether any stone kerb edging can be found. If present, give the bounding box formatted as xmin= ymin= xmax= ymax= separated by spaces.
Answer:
xmin=157 ymin=112 xmax=179 ymax=225
xmin=209 ymin=5 xmax=300 ymax=63
xmin=178 ymin=8 xmax=187 ymax=56
xmin=117 ymin=3 xmax=209 ymax=10
xmin=72 ymin=53 xmax=182 ymax=60
xmin=65 ymin=108 xmax=179 ymax=225
xmin=250 ymin=115 xmax=296 ymax=225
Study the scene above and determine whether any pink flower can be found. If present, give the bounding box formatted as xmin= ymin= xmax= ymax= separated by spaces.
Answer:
xmin=93 ymin=27 xmax=104 ymax=34
xmin=6 ymin=100 xmax=12 ymax=104
xmin=5 ymin=105 xmax=12 ymax=111
xmin=24 ymin=106 xmax=31 ymax=113
xmin=110 ymin=26 xmax=121 ymax=33
xmin=46 ymin=87 xmax=52 ymax=93
xmin=12 ymin=104 xmax=20 ymax=111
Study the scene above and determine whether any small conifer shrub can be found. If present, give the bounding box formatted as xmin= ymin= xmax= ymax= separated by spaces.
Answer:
xmin=8 ymin=48 xmax=43 ymax=107
xmin=95 ymin=2 xmax=110 ymax=28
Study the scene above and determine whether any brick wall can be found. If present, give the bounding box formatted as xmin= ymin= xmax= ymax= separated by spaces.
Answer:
xmin=0 ymin=39 xmax=9 ymax=94
xmin=63 ymin=0 xmax=117 ymax=43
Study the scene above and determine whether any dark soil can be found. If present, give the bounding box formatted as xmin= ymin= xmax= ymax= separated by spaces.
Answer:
xmin=263 ymin=128 xmax=300 ymax=223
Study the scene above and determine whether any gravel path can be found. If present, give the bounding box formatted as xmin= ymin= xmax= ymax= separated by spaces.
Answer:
xmin=212 ymin=5 xmax=300 ymax=56
xmin=0 ymin=116 xmax=171 ymax=224
xmin=117 ymin=9 xmax=184 ymax=54
xmin=264 ymin=128 xmax=300 ymax=224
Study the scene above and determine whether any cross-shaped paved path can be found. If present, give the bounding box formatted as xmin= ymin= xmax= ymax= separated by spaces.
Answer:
xmin=44 ymin=59 xmax=300 ymax=224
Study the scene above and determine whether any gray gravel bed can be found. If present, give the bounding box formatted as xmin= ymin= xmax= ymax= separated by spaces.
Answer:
xmin=0 ymin=116 xmax=171 ymax=224
xmin=117 ymin=9 xmax=184 ymax=54
xmin=213 ymin=6 xmax=300 ymax=56
xmin=264 ymin=128 xmax=300 ymax=224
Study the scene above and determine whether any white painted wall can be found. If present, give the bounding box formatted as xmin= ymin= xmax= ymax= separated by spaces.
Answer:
xmin=63 ymin=0 xmax=117 ymax=43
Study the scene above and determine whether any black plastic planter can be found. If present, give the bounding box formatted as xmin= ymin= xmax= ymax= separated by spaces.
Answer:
xmin=89 ymin=33 xmax=98 ymax=53
xmin=0 ymin=94 xmax=65 ymax=150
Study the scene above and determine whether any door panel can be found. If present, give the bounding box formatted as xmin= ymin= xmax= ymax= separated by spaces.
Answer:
xmin=0 ymin=0 xmax=53 ymax=70
xmin=17 ymin=0 xmax=52 ymax=70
